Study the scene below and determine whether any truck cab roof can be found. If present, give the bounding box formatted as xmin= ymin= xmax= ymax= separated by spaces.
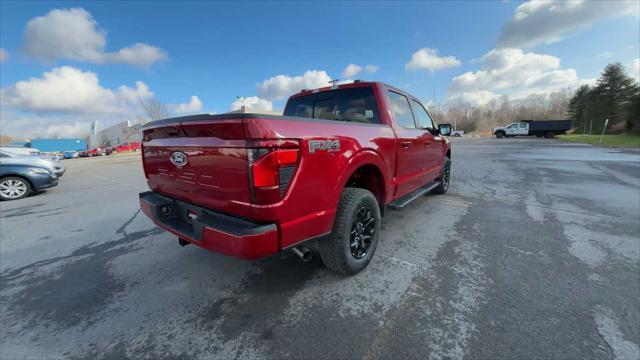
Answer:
xmin=290 ymin=81 xmax=409 ymax=99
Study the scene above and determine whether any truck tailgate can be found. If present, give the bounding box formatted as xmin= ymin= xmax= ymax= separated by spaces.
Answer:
xmin=141 ymin=115 xmax=251 ymax=216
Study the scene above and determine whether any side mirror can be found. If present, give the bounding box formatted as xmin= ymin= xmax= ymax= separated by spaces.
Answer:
xmin=438 ymin=123 xmax=452 ymax=136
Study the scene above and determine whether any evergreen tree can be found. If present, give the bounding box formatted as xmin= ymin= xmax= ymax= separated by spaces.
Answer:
xmin=567 ymin=84 xmax=591 ymax=133
xmin=627 ymin=92 xmax=640 ymax=133
xmin=594 ymin=63 xmax=638 ymax=128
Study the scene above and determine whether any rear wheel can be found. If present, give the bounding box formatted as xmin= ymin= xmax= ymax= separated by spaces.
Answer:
xmin=319 ymin=187 xmax=381 ymax=275
xmin=0 ymin=177 xmax=31 ymax=201
xmin=544 ymin=131 xmax=555 ymax=138
xmin=111 ymin=149 xmax=119 ymax=155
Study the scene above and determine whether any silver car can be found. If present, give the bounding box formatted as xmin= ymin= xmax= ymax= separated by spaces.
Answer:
xmin=0 ymin=150 xmax=66 ymax=177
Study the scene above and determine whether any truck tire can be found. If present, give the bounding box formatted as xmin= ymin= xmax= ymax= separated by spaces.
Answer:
xmin=544 ymin=131 xmax=555 ymax=138
xmin=433 ymin=157 xmax=451 ymax=195
xmin=495 ymin=131 xmax=505 ymax=138
xmin=319 ymin=187 xmax=381 ymax=275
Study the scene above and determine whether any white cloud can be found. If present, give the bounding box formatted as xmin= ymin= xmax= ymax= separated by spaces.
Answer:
xmin=0 ymin=110 xmax=95 ymax=138
xmin=597 ymin=51 xmax=614 ymax=58
xmin=22 ymin=8 xmax=166 ymax=68
xmin=631 ymin=58 xmax=640 ymax=83
xmin=448 ymin=48 xmax=593 ymax=105
xmin=342 ymin=64 xmax=362 ymax=78
xmin=257 ymin=70 xmax=332 ymax=100
xmin=229 ymin=96 xmax=273 ymax=112
xmin=405 ymin=48 xmax=461 ymax=72
xmin=108 ymin=43 xmax=167 ymax=68
xmin=450 ymin=91 xmax=499 ymax=106
xmin=364 ymin=65 xmax=379 ymax=73
xmin=0 ymin=49 xmax=9 ymax=63
xmin=341 ymin=63 xmax=379 ymax=78
xmin=498 ymin=0 xmax=639 ymax=48
xmin=174 ymin=96 xmax=203 ymax=114
xmin=1 ymin=66 xmax=153 ymax=114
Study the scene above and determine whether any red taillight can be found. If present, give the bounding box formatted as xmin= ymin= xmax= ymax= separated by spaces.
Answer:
xmin=252 ymin=149 xmax=298 ymax=187
xmin=249 ymin=141 xmax=299 ymax=204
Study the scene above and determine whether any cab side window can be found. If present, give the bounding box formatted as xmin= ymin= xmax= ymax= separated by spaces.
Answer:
xmin=411 ymin=99 xmax=435 ymax=130
xmin=387 ymin=91 xmax=416 ymax=128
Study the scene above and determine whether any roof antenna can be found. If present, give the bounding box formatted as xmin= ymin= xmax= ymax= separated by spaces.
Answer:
xmin=328 ymin=79 xmax=340 ymax=85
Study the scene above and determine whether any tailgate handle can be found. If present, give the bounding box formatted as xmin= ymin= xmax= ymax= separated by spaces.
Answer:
xmin=401 ymin=142 xmax=411 ymax=149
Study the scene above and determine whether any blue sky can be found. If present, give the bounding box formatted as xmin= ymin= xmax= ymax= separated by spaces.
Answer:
xmin=1 ymin=0 xmax=638 ymax=137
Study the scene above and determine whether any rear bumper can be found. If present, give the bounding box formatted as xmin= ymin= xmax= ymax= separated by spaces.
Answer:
xmin=139 ymin=191 xmax=278 ymax=260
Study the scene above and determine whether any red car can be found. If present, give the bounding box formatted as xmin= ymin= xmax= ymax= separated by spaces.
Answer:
xmin=139 ymin=81 xmax=452 ymax=275
xmin=85 ymin=147 xmax=105 ymax=157
xmin=106 ymin=142 xmax=141 ymax=155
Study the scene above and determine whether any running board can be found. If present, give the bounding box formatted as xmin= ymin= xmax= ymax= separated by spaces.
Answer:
xmin=388 ymin=181 xmax=440 ymax=210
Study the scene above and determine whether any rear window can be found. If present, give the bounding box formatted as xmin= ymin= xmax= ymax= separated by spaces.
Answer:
xmin=283 ymin=87 xmax=380 ymax=124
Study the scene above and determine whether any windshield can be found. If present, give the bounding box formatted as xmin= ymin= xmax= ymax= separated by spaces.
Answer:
xmin=283 ymin=86 xmax=380 ymax=124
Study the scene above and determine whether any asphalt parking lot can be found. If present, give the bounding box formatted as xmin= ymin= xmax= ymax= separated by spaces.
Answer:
xmin=1 ymin=137 xmax=639 ymax=359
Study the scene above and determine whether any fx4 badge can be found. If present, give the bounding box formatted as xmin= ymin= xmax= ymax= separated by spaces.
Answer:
xmin=308 ymin=139 xmax=340 ymax=154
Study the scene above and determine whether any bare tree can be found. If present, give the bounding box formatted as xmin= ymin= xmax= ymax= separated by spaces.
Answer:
xmin=442 ymin=88 xmax=574 ymax=134
xmin=138 ymin=98 xmax=170 ymax=123
xmin=0 ymin=135 xmax=12 ymax=145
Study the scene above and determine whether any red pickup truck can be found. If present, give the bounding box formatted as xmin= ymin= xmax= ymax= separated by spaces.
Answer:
xmin=139 ymin=81 xmax=452 ymax=274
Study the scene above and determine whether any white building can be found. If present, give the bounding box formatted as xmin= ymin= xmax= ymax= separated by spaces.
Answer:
xmin=90 ymin=120 xmax=143 ymax=148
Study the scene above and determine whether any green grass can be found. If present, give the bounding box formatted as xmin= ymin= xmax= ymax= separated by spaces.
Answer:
xmin=557 ymin=134 xmax=640 ymax=148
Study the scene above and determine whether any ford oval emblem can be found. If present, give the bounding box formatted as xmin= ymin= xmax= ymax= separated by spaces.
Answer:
xmin=170 ymin=151 xmax=188 ymax=167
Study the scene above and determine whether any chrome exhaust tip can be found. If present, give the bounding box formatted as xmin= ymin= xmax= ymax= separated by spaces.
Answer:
xmin=292 ymin=246 xmax=312 ymax=262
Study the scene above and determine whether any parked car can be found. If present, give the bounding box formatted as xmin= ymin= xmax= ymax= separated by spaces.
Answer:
xmin=106 ymin=142 xmax=141 ymax=155
xmin=85 ymin=147 xmax=105 ymax=157
xmin=451 ymin=130 xmax=464 ymax=137
xmin=63 ymin=151 xmax=79 ymax=159
xmin=493 ymin=120 xmax=571 ymax=138
xmin=0 ymin=163 xmax=58 ymax=200
xmin=0 ymin=150 xmax=66 ymax=177
xmin=0 ymin=146 xmax=40 ymax=156
xmin=139 ymin=81 xmax=452 ymax=275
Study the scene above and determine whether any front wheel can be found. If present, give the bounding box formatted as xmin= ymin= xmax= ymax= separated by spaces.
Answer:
xmin=495 ymin=131 xmax=505 ymax=138
xmin=319 ymin=188 xmax=381 ymax=275
xmin=0 ymin=177 xmax=31 ymax=201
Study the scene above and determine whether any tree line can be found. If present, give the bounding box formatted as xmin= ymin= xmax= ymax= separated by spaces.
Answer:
xmin=428 ymin=62 xmax=638 ymax=135
xmin=567 ymin=63 xmax=639 ymax=134
xmin=429 ymin=90 xmax=572 ymax=134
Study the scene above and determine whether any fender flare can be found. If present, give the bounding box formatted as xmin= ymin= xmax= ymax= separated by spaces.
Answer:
xmin=332 ymin=148 xmax=391 ymax=207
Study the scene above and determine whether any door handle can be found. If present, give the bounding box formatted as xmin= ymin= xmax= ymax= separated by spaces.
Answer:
xmin=424 ymin=141 xmax=432 ymax=147
xmin=401 ymin=141 xmax=411 ymax=149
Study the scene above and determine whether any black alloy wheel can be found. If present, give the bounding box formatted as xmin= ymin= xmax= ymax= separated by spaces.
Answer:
xmin=349 ymin=202 xmax=376 ymax=259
